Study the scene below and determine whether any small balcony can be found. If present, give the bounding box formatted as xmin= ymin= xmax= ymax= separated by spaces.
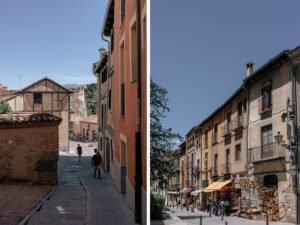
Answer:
xmin=220 ymin=163 xmax=231 ymax=175
xmin=222 ymin=123 xmax=232 ymax=137
xmin=211 ymin=166 xmax=219 ymax=177
xmin=212 ymin=133 xmax=218 ymax=144
xmin=250 ymin=142 xmax=285 ymax=162
xmin=259 ymin=96 xmax=272 ymax=114
xmin=232 ymin=117 xmax=244 ymax=131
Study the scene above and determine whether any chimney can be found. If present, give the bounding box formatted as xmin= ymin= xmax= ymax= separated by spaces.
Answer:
xmin=246 ymin=61 xmax=254 ymax=77
xmin=98 ymin=48 xmax=106 ymax=59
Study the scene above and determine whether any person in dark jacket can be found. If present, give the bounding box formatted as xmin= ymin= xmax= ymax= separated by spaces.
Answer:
xmin=77 ymin=144 xmax=82 ymax=162
xmin=91 ymin=148 xmax=103 ymax=179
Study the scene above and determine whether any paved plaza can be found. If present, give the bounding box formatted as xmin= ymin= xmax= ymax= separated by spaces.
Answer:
xmin=151 ymin=207 xmax=295 ymax=225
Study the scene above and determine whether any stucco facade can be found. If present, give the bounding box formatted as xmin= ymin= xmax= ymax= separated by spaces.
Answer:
xmin=94 ymin=0 xmax=147 ymax=223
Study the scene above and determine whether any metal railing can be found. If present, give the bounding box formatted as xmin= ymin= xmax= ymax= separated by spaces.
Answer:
xmin=259 ymin=96 xmax=273 ymax=114
xmin=212 ymin=133 xmax=218 ymax=143
xmin=220 ymin=163 xmax=231 ymax=175
xmin=211 ymin=165 xmax=219 ymax=176
xmin=232 ymin=117 xmax=244 ymax=130
xmin=250 ymin=142 xmax=285 ymax=162
xmin=222 ymin=123 xmax=232 ymax=136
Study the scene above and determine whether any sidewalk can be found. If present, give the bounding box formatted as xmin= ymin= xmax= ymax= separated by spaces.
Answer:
xmin=153 ymin=207 xmax=295 ymax=225
xmin=81 ymin=155 xmax=135 ymax=225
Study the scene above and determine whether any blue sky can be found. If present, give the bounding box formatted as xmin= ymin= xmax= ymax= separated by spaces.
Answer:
xmin=0 ymin=0 xmax=107 ymax=90
xmin=151 ymin=0 xmax=300 ymax=137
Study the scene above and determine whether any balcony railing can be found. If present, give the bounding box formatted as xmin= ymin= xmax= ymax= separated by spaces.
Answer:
xmin=250 ymin=142 xmax=285 ymax=162
xmin=212 ymin=133 xmax=218 ymax=144
xmin=259 ymin=96 xmax=272 ymax=114
xmin=222 ymin=123 xmax=232 ymax=137
xmin=220 ymin=163 xmax=231 ymax=175
xmin=211 ymin=166 xmax=219 ymax=177
xmin=232 ymin=117 xmax=244 ymax=131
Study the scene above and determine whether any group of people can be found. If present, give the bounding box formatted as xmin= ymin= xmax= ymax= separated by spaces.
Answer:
xmin=177 ymin=195 xmax=230 ymax=216
xmin=76 ymin=144 xmax=104 ymax=179
xmin=210 ymin=198 xmax=230 ymax=216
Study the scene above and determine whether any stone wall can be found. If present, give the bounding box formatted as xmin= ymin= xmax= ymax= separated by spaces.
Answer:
xmin=0 ymin=113 xmax=61 ymax=184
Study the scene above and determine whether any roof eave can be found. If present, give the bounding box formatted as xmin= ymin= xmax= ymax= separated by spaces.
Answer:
xmin=101 ymin=0 xmax=114 ymax=36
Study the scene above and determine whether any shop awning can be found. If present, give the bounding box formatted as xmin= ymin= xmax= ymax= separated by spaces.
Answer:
xmin=180 ymin=188 xmax=193 ymax=193
xmin=204 ymin=180 xmax=233 ymax=192
xmin=214 ymin=180 xmax=233 ymax=190
xmin=191 ymin=189 xmax=203 ymax=195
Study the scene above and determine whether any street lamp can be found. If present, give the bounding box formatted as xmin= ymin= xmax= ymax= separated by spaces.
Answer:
xmin=274 ymin=131 xmax=283 ymax=144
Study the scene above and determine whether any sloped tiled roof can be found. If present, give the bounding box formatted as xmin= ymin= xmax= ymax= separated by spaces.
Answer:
xmin=0 ymin=113 xmax=62 ymax=128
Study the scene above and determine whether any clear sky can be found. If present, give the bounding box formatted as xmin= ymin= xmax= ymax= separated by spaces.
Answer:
xmin=0 ymin=0 xmax=107 ymax=90
xmin=151 ymin=0 xmax=300 ymax=137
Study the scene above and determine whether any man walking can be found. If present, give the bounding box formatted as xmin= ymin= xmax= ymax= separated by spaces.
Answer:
xmin=91 ymin=148 xmax=103 ymax=179
xmin=77 ymin=144 xmax=82 ymax=162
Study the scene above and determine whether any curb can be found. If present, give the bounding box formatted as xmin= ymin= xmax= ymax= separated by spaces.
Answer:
xmin=18 ymin=185 xmax=57 ymax=225
xmin=80 ymin=166 xmax=91 ymax=225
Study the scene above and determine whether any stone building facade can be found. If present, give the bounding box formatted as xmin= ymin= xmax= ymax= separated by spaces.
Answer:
xmin=69 ymin=85 xmax=87 ymax=136
xmin=178 ymin=45 xmax=300 ymax=223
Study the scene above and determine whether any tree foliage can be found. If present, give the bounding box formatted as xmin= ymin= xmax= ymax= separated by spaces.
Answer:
xmin=150 ymin=79 xmax=181 ymax=190
xmin=0 ymin=100 xmax=12 ymax=114
xmin=84 ymin=83 xmax=97 ymax=116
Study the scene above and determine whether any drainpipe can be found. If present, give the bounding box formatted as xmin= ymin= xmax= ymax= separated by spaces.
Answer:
xmin=242 ymin=82 xmax=251 ymax=175
xmin=288 ymin=52 xmax=299 ymax=224
xmin=135 ymin=0 xmax=142 ymax=223
xmin=101 ymin=34 xmax=110 ymax=172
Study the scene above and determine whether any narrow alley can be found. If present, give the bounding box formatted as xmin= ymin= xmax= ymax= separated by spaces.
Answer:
xmin=25 ymin=141 xmax=135 ymax=225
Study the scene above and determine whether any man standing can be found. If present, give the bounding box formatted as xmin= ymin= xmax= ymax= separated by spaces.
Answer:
xmin=91 ymin=148 xmax=103 ymax=179
xmin=77 ymin=144 xmax=82 ymax=162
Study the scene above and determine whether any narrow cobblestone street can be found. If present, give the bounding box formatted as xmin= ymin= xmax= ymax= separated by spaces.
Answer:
xmin=151 ymin=207 xmax=295 ymax=225
xmin=25 ymin=141 xmax=135 ymax=225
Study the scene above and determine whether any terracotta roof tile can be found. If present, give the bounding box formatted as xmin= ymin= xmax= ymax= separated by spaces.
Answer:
xmin=0 ymin=113 xmax=62 ymax=128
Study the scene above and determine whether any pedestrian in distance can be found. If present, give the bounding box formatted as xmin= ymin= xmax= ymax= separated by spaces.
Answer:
xmin=77 ymin=144 xmax=82 ymax=162
xmin=91 ymin=148 xmax=103 ymax=179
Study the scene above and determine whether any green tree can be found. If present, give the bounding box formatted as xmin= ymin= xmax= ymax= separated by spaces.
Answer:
xmin=0 ymin=100 xmax=12 ymax=114
xmin=84 ymin=83 xmax=97 ymax=116
xmin=150 ymin=79 xmax=181 ymax=190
